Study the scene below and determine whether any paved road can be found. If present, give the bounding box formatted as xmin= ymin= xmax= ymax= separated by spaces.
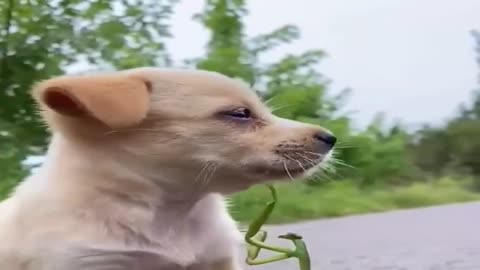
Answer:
xmin=242 ymin=202 xmax=480 ymax=270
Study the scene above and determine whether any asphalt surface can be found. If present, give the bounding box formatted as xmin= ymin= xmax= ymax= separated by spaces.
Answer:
xmin=242 ymin=202 xmax=480 ymax=270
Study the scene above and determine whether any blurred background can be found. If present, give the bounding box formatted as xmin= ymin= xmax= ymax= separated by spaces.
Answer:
xmin=1 ymin=0 xmax=480 ymax=225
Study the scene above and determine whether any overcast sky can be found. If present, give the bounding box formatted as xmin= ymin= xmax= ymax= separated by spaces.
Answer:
xmin=165 ymin=0 xmax=480 ymax=128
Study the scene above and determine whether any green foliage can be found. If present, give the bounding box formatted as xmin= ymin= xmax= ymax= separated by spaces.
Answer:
xmin=0 ymin=0 xmax=176 ymax=183
xmin=410 ymin=31 xmax=480 ymax=189
xmin=230 ymin=178 xmax=480 ymax=224
xmin=192 ymin=0 xmax=253 ymax=82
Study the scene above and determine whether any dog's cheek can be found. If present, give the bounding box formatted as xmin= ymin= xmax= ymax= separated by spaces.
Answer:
xmin=219 ymin=134 xmax=268 ymax=165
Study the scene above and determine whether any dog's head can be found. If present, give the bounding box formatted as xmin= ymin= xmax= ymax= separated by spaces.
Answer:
xmin=33 ymin=68 xmax=335 ymax=193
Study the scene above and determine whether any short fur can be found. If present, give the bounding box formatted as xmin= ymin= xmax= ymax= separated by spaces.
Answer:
xmin=0 ymin=67 xmax=334 ymax=270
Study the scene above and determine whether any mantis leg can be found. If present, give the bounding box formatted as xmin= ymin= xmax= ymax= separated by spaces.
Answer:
xmin=244 ymin=185 xmax=293 ymax=261
xmin=278 ymin=233 xmax=311 ymax=270
xmin=246 ymin=253 xmax=290 ymax=265
xmin=244 ymin=185 xmax=312 ymax=270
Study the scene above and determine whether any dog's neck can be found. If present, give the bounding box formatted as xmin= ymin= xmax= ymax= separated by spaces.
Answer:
xmin=35 ymin=134 xmax=209 ymax=221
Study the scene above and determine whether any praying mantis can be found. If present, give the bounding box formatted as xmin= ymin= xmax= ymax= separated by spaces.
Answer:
xmin=244 ymin=185 xmax=311 ymax=270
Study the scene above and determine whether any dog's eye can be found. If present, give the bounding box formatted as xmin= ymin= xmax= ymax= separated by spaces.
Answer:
xmin=224 ymin=108 xmax=252 ymax=120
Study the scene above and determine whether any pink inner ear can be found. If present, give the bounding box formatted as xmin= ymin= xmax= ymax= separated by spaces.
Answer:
xmin=44 ymin=87 xmax=85 ymax=116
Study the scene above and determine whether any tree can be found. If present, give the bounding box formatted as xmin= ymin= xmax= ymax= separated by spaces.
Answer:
xmin=0 ymin=0 xmax=177 ymax=194
xmin=192 ymin=0 xmax=254 ymax=82
xmin=191 ymin=0 xmax=345 ymax=121
xmin=410 ymin=30 xmax=480 ymax=188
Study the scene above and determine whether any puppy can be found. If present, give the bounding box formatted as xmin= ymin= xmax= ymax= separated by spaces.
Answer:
xmin=0 ymin=67 xmax=336 ymax=270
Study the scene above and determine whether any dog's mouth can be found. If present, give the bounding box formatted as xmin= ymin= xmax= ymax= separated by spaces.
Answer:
xmin=246 ymin=151 xmax=330 ymax=180
xmin=249 ymin=163 xmax=318 ymax=179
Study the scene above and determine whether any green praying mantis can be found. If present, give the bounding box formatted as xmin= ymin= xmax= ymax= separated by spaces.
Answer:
xmin=244 ymin=184 xmax=311 ymax=270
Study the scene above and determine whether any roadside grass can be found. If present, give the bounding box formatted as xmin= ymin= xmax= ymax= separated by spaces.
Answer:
xmin=229 ymin=178 xmax=480 ymax=224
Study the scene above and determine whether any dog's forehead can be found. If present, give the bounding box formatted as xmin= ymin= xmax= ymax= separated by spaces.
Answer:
xmin=124 ymin=67 xmax=259 ymax=103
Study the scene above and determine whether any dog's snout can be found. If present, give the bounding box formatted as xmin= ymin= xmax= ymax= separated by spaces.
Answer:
xmin=313 ymin=131 xmax=336 ymax=148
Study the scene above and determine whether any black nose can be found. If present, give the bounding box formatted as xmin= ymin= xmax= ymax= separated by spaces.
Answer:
xmin=314 ymin=132 xmax=337 ymax=147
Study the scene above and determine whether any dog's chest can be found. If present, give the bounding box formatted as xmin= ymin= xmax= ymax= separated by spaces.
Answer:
xmin=23 ymin=195 xmax=240 ymax=270
xmin=149 ymin=194 xmax=240 ymax=263
xmin=50 ymin=248 xmax=185 ymax=270
xmin=103 ymin=194 xmax=241 ymax=267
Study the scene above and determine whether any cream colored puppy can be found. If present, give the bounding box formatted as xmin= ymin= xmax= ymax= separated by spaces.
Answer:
xmin=0 ymin=67 xmax=336 ymax=270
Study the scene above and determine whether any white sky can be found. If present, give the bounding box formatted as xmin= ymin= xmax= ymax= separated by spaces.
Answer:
xmin=166 ymin=0 xmax=480 ymax=128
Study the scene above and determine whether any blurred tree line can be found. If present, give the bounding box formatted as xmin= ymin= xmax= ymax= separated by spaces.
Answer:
xmin=411 ymin=31 xmax=480 ymax=190
xmin=0 ymin=0 xmax=479 ymax=196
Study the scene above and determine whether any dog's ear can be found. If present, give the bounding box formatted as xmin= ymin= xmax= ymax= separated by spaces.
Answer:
xmin=32 ymin=74 xmax=151 ymax=128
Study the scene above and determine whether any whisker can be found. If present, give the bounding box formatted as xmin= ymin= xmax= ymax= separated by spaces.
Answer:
xmin=329 ymin=158 xmax=356 ymax=169
xmin=316 ymin=168 xmax=335 ymax=182
xmin=284 ymin=154 xmax=307 ymax=174
xmin=283 ymin=161 xmax=295 ymax=181
xmin=202 ymin=163 xmax=214 ymax=185
xmin=308 ymin=173 xmax=325 ymax=183
xmin=270 ymin=104 xmax=292 ymax=113
xmin=296 ymin=153 xmax=317 ymax=166
xmin=103 ymin=128 xmax=161 ymax=136
xmin=322 ymin=158 xmax=337 ymax=169
xmin=307 ymin=171 xmax=328 ymax=183
xmin=207 ymin=165 xmax=218 ymax=185
xmin=194 ymin=162 xmax=213 ymax=183
xmin=301 ymin=151 xmax=325 ymax=158
xmin=305 ymin=152 xmax=347 ymax=170
xmin=297 ymin=151 xmax=338 ymax=180
xmin=334 ymin=145 xmax=357 ymax=149
xmin=263 ymin=96 xmax=277 ymax=106
xmin=203 ymin=163 xmax=218 ymax=186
